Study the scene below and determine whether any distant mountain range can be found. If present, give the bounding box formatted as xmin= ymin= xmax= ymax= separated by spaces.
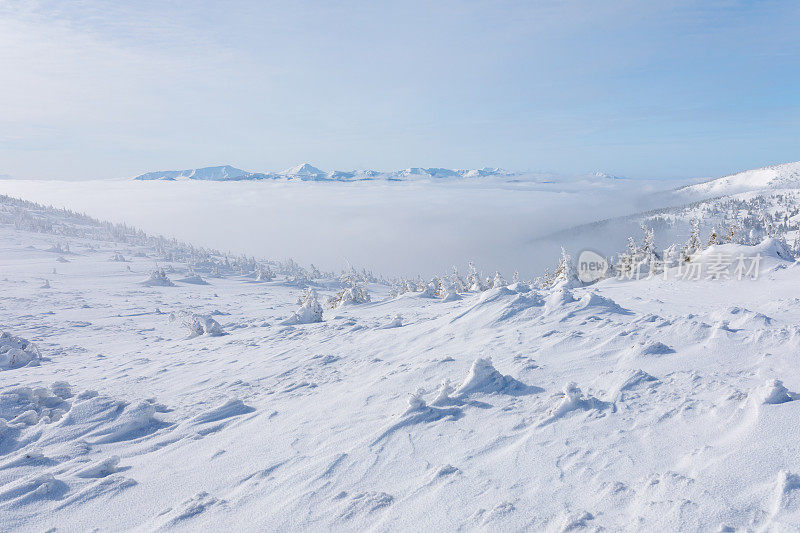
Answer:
xmin=132 ymin=163 xmax=525 ymax=182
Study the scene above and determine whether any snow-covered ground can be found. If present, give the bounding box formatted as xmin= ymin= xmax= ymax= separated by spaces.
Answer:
xmin=2 ymin=163 xmax=800 ymax=531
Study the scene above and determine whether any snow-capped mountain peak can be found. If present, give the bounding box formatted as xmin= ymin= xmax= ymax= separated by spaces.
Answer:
xmin=134 ymin=165 xmax=249 ymax=181
xmin=280 ymin=163 xmax=326 ymax=178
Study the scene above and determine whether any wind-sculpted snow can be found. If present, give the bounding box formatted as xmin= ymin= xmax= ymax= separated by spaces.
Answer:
xmin=0 ymin=331 xmax=41 ymax=370
xmin=757 ymin=379 xmax=797 ymax=405
xmin=189 ymin=399 xmax=255 ymax=425
xmin=537 ymin=382 xmax=611 ymax=427
xmin=453 ymin=358 xmax=540 ymax=396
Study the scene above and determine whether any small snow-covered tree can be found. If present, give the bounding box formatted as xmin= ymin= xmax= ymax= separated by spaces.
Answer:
xmin=286 ymin=288 xmax=323 ymax=324
xmin=447 ymin=266 xmax=467 ymax=294
xmin=551 ymin=247 xmax=576 ymax=286
xmin=707 ymin=227 xmax=720 ymax=246
xmin=641 ymin=225 xmax=656 ymax=257
xmin=615 ymin=236 xmax=639 ymax=278
xmin=467 ymin=261 xmax=487 ymax=292
xmin=420 ymin=277 xmax=441 ymax=298
xmin=491 ymin=271 xmax=507 ymax=289
xmin=681 ymin=218 xmax=702 ymax=261
xmin=537 ymin=267 xmax=553 ymax=289
xmin=722 ymin=222 xmax=738 ymax=244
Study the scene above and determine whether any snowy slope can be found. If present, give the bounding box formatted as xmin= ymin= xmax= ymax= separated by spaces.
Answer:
xmin=536 ymin=163 xmax=800 ymax=266
xmin=677 ymin=161 xmax=800 ymax=198
xmin=3 ymin=195 xmax=800 ymax=531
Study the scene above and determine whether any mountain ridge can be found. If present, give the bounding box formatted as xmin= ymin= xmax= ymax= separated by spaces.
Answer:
xmin=132 ymin=164 xmax=523 ymax=182
xmin=130 ymin=164 xmax=641 ymax=184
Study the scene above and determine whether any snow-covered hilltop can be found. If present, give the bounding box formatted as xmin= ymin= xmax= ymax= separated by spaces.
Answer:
xmin=532 ymin=160 xmax=800 ymax=266
xmin=677 ymin=161 xmax=800 ymax=198
xmin=133 ymin=163 xmax=522 ymax=182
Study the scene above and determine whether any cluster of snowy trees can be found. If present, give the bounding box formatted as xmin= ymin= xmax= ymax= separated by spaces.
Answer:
xmin=388 ymin=263 xmax=524 ymax=300
xmin=386 ymin=205 xmax=800 ymax=301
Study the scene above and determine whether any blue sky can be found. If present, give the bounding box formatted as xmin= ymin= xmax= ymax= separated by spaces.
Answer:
xmin=1 ymin=0 xmax=798 ymax=180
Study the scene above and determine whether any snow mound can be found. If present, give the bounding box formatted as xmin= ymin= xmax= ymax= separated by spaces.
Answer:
xmin=75 ymin=456 xmax=121 ymax=478
xmin=451 ymin=288 xmax=543 ymax=327
xmin=0 ymin=331 xmax=41 ymax=370
xmin=0 ymin=473 xmax=69 ymax=505
xmin=170 ymin=312 xmax=226 ymax=338
xmin=726 ymin=307 xmax=772 ymax=329
xmin=622 ymin=341 xmax=676 ymax=360
xmin=454 ymin=358 xmax=539 ymax=396
xmin=538 ymin=382 xmax=610 ymax=427
xmin=176 ymin=274 xmax=209 ymax=285
xmin=494 ymin=293 xmax=545 ymax=323
xmin=757 ymin=379 xmax=796 ymax=405
xmin=609 ymin=369 xmax=659 ymax=402
xmin=141 ymin=268 xmax=175 ymax=287
xmin=689 ymin=238 xmax=793 ymax=268
xmin=544 ymin=286 xmax=577 ymax=314
xmin=384 ymin=314 xmax=403 ymax=328
xmin=191 ymin=399 xmax=255 ymax=424
xmin=575 ymin=292 xmax=632 ymax=315
xmin=753 ymin=237 xmax=795 ymax=261
xmin=639 ymin=341 xmax=676 ymax=356
xmin=372 ymin=391 xmax=462 ymax=444
xmin=430 ymin=379 xmax=457 ymax=406
xmin=82 ymin=399 xmax=168 ymax=444
xmin=0 ymin=384 xmax=71 ymax=429
xmin=507 ymin=281 xmax=531 ymax=292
